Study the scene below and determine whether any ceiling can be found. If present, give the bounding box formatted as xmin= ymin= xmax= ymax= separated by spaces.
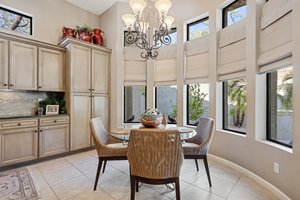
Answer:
xmin=64 ymin=0 xmax=128 ymax=16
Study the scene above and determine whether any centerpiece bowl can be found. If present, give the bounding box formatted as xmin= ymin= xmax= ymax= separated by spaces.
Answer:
xmin=139 ymin=108 xmax=162 ymax=128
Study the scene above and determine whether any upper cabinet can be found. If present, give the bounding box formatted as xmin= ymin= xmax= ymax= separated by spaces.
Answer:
xmin=10 ymin=41 xmax=38 ymax=90
xmin=38 ymin=48 xmax=65 ymax=91
xmin=0 ymin=32 xmax=65 ymax=91
xmin=92 ymin=49 xmax=109 ymax=93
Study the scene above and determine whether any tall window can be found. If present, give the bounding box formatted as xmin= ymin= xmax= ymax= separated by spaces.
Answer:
xmin=165 ymin=27 xmax=177 ymax=45
xmin=124 ymin=86 xmax=146 ymax=123
xmin=155 ymin=85 xmax=177 ymax=124
xmin=267 ymin=67 xmax=293 ymax=147
xmin=0 ymin=6 xmax=33 ymax=35
xmin=187 ymin=84 xmax=209 ymax=126
xmin=222 ymin=0 xmax=247 ymax=28
xmin=223 ymin=78 xmax=247 ymax=134
xmin=187 ymin=17 xmax=209 ymax=41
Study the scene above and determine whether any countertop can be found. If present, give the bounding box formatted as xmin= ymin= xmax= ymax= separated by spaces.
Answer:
xmin=0 ymin=114 xmax=69 ymax=121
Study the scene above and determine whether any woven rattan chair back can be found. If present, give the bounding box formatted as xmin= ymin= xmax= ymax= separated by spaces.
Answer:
xmin=90 ymin=117 xmax=110 ymax=155
xmin=128 ymin=128 xmax=183 ymax=179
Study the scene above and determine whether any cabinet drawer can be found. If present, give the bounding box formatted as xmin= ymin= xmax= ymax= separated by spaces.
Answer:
xmin=0 ymin=119 xmax=38 ymax=130
xmin=40 ymin=116 xmax=69 ymax=126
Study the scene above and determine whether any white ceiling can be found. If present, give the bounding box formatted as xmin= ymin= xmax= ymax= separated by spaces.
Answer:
xmin=64 ymin=0 xmax=128 ymax=16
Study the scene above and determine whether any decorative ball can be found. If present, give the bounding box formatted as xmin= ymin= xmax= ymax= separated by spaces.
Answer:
xmin=139 ymin=108 xmax=162 ymax=128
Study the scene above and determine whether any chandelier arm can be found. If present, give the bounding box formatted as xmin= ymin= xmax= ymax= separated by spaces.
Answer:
xmin=125 ymin=32 xmax=137 ymax=45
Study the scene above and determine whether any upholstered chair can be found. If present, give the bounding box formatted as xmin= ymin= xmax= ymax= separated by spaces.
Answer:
xmin=89 ymin=117 xmax=127 ymax=190
xmin=127 ymin=129 xmax=183 ymax=200
xmin=182 ymin=117 xmax=215 ymax=187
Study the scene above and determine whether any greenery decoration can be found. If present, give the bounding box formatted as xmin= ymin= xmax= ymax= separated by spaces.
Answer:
xmin=38 ymin=92 xmax=67 ymax=115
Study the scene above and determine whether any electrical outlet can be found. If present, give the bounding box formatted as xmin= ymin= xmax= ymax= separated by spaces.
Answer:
xmin=273 ymin=162 xmax=279 ymax=174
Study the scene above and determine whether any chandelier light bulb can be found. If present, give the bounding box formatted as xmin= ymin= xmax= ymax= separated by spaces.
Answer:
xmin=122 ymin=14 xmax=136 ymax=30
xmin=129 ymin=0 xmax=147 ymax=17
xmin=164 ymin=16 xmax=174 ymax=30
xmin=155 ymin=0 xmax=172 ymax=18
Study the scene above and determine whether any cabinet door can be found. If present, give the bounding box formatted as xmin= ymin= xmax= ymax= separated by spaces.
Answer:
xmin=0 ymin=127 xmax=38 ymax=166
xmin=38 ymin=48 xmax=65 ymax=91
xmin=70 ymin=44 xmax=91 ymax=93
xmin=92 ymin=94 xmax=108 ymax=129
xmin=0 ymin=39 xmax=8 ymax=89
xmin=92 ymin=50 xmax=108 ymax=93
xmin=10 ymin=41 xmax=37 ymax=90
xmin=70 ymin=93 xmax=91 ymax=150
xmin=39 ymin=124 xmax=69 ymax=158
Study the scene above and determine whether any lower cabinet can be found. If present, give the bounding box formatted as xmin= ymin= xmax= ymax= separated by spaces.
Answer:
xmin=39 ymin=116 xmax=69 ymax=158
xmin=0 ymin=127 xmax=38 ymax=166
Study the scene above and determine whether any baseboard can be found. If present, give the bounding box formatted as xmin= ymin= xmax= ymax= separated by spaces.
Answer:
xmin=208 ymin=154 xmax=291 ymax=200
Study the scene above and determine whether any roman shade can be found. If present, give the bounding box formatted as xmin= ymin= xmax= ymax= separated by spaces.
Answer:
xmin=154 ymin=45 xmax=177 ymax=86
xmin=258 ymin=0 xmax=292 ymax=73
xmin=184 ymin=36 xmax=209 ymax=84
xmin=218 ymin=19 xmax=246 ymax=81
xmin=123 ymin=47 xmax=147 ymax=85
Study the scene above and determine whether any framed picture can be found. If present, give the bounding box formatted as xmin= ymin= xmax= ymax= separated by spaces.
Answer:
xmin=45 ymin=105 xmax=59 ymax=115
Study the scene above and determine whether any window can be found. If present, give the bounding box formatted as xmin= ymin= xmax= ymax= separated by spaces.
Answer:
xmin=0 ymin=6 xmax=33 ymax=35
xmin=187 ymin=84 xmax=209 ymax=126
xmin=267 ymin=67 xmax=293 ymax=147
xmin=187 ymin=17 xmax=209 ymax=41
xmin=164 ymin=27 xmax=177 ymax=45
xmin=223 ymin=78 xmax=247 ymax=134
xmin=124 ymin=86 xmax=146 ymax=123
xmin=155 ymin=85 xmax=177 ymax=124
xmin=222 ymin=0 xmax=247 ymax=28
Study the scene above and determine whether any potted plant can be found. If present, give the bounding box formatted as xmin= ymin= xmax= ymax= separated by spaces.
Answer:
xmin=75 ymin=24 xmax=93 ymax=43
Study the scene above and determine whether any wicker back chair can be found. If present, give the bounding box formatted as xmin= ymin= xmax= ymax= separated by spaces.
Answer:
xmin=89 ymin=117 xmax=127 ymax=190
xmin=183 ymin=117 xmax=215 ymax=187
xmin=127 ymin=129 xmax=183 ymax=200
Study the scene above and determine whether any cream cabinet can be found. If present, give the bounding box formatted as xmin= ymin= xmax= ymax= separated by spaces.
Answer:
xmin=38 ymin=48 xmax=65 ymax=91
xmin=60 ymin=37 xmax=110 ymax=151
xmin=39 ymin=116 xmax=69 ymax=157
xmin=0 ymin=118 xmax=38 ymax=167
xmin=0 ymin=39 xmax=8 ymax=89
xmin=9 ymin=41 xmax=38 ymax=90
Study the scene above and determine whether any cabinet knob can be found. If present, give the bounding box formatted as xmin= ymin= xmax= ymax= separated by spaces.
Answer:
xmin=3 ymin=83 xmax=7 ymax=86
xmin=54 ymin=120 xmax=57 ymax=123
xmin=40 ymin=130 xmax=43 ymax=132
xmin=89 ymin=89 xmax=92 ymax=91
xmin=92 ymin=89 xmax=95 ymax=91
xmin=17 ymin=123 xmax=21 ymax=126
xmin=34 ymin=130 xmax=38 ymax=132
xmin=9 ymin=84 xmax=14 ymax=87
xmin=38 ymin=86 xmax=42 ymax=88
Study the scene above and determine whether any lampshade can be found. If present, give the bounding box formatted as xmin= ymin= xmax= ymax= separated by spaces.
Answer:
xmin=129 ymin=0 xmax=146 ymax=17
xmin=164 ymin=16 xmax=174 ymax=30
xmin=155 ymin=0 xmax=172 ymax=17
xmin=122 ymin=14 xmax=136 ymax=29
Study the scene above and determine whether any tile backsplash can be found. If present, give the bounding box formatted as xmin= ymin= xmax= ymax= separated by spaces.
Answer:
xmin=0 ymin=91 xmax=47 ymax=118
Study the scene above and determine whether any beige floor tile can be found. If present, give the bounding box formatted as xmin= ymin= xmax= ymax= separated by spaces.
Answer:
xmin=27 ymin=165 xmax=50 ymax=191
xmin=65 ymin=152 xmax=97 ymax=166
xmin=122 ymin=186 xmax=172 ymax=200
xmin=180 ymin=185 xmax=225 ymax=200
xmin=37 ymin=187 xmax=59 ymax=200
xmin=36 ymin=158 xmax=73 ymax=174
xmin=209 ymin=163 xmax=241 ymax=184
xmin=180 ymin=166 xmax=206 ymax=183
xmin=69 ymin=189 xmax=115 ymax=200
xmin=107 ymin=160 xmax=130 ymax=175
xmin=51 ymin=175 xmax=93 ymax=200
xmin=85 ymin=150 xmax=98 ymax=158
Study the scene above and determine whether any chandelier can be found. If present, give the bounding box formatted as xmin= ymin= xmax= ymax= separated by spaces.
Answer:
xmin=122 ymin=0 xmax=174 ymax=60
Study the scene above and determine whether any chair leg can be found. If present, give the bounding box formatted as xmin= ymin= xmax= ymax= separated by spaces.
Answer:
xmin=175 ymin=178 xmax=180 ymax=200
xmin=130 ymin=175 xmax=136 ymax=200
xmin=136 ymin=181 xmax=139 ymax=192
xmin=94 ymin=157 xmax=103 ymax=191
xmin=194 ymin=159 xmax=199 ymax=171
xmin=203 ymin=155 xmax=212 ymax=187
xmin=102 ymin=161 xmax=107 ymax=173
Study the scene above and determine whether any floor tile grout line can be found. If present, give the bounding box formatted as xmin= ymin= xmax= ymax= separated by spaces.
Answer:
xmin=225 ymin=174 xmax=243 ymax=200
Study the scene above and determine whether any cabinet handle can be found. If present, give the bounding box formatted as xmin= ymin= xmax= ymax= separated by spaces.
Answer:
xmin=38 ymin=86 xmax=42 ymax=88
xmin=17 ymin=123 xmax=21 ymax=126
xmin=9 ymin=84 xmax=14 ymax=87
xmin=92 ymin=89 xmax=95 ymax=91
xmin=3 ymin=83 xmax=7 ymax=86
xmin=89 ymin=89 xmax=92 ymax=91
xmin=54 ymin=120 xmax=57 ymax=123
xmin=34 ymin=130 xmax=38 ymax=132
xmin=40 ymin=130 xmax=43 ymax=132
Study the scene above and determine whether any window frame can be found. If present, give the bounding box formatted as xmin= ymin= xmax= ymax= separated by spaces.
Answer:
xmin=222 ymin=0 xmax=246 ymax=28
xmin=0 ymin=6 xmax=33 ymax=35
xmin=123 ymin=86 xmax=147 ymax=124
xmin=266 ymin=72 xmax=293 ymax=148
xmin=222 ymin=81 xmax=246 ymax=134
xmin=186 ymin=16 xmax=209 ymax=41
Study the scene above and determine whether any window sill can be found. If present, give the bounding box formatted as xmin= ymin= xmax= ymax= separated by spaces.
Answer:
xmin=216 ymin=129 xmax=247 ymax=138
xmin=257 ymin=139 xmax=293 ymax=154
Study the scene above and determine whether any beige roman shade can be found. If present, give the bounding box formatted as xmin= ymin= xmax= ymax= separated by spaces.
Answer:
xmin=184 ymin=36 xmax=209 ymax=84
xmin=123 ymin=47 xmax=147 ymax=85
xmin=154 ymin=45 xmax=177 ymax=86
xmin=218 ymin=19 xmax=246 ymax=81
xmin=258 ymin=0 xmax=292 ymax=73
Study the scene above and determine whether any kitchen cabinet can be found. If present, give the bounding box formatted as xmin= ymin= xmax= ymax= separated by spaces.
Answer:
xmin=0 ymin=118 xmax=38 ymax=166
xmin=39 ymin=116 xmax=69 ymax=157
xmin=60 ymin=37 xmax=110 ymax=151
xmin=0 ymin=39 xmax=8 ymax=89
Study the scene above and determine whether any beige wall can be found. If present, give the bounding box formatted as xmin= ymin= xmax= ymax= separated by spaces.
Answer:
xmin=0 ymin=0 xmax=100 ymax=44
xmin=100 ymin=0 xmax=300 ymax=199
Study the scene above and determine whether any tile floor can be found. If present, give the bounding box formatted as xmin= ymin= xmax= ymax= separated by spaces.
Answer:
xmin=21 ymin=150 xmax=279 ymax=200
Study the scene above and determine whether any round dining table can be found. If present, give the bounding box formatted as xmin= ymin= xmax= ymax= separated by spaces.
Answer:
xmin=110 ymin=124 xmax=196 ymax=141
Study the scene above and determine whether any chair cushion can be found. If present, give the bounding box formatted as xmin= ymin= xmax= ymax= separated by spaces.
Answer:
xmin=107 ymin=143 xmax=127 ymax=148
xmin=182 ymin=142 xmax=199 ymax=148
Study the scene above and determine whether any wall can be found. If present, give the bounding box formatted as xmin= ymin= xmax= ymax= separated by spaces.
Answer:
xmin=0 ymin=0 xmax=100 ymax=45
xmin=100 ymin=0 xmax=300 ymax=199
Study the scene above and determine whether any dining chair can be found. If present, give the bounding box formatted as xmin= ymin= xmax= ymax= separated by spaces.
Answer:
xmin=89 ymin=117 xmax=127 ymax=191
xmin=127 ymin=129 xmax=183 ymax=200
xmin=182 ymin=117 xmax=215 ymax=187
